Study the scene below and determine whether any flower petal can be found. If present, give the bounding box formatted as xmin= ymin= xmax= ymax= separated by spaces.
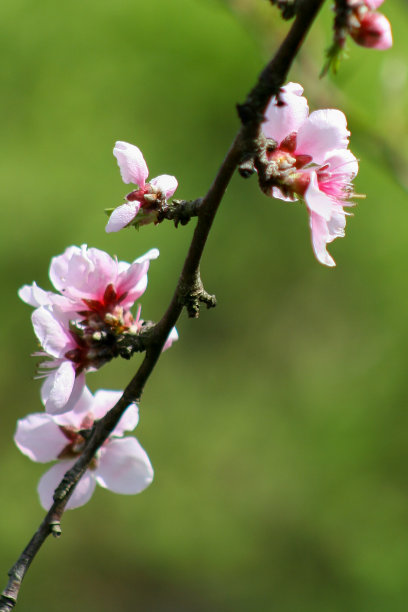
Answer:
xmin=113 ymin=141 xmax=149 ymax=187
xmin=116 ymin=248 xmax=159 ymax=307
xmin=95 ymin=437 xmax=153 ymax=494
xmin=49 ymin=246 xmax=81 ymax=293
xmin=37 ymin=461 xmax=96 ymax=510
xmin=296 ymin=109 xmax=350 ymax=163
xmin=105 ymin=202 xmax=140 ymax=233
xmin=304 ymin=172 xmax=333 ymax=221
xmin=14 ymin=413 xmax=67 ymax=462
xmin=150 ymin=175 xmax=178 ymax=199
xmin=309 ymin=211 xmax=336 ymax=267
xmin=89 ymin=389 xmax=123 ymax=420
xmin=113 ymin=404 xmax=139 ymax=436
xmin=41 ymin=361 xmax=77 ymax=415
xmin=326 ymin=206 xmax=347 ymax=244
xmin=263 ymin=82 xmax=309 ymax=145
xmin=163 ymin=327 xmax=178 ymax=351
xmin=54 ymin=383 xmax=94 ymax=428
xmin=32 ymin=307 xmax=73 ymax=357
xmin=50 ymin=246 xmax=118 ymax=301
xmin=323 ymin=148 xmax=359 ymax=180
xmin=271 ymin=186 xmax=299 ymax=202
xmin=18 ymin=282 xmax=66 ymax=309
xmin=365 ymin=0 xmax=384 ymax=9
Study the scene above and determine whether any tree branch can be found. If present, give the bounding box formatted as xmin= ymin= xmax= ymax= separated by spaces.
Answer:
xmin=0 ymin=1 xmax=326 ymax=608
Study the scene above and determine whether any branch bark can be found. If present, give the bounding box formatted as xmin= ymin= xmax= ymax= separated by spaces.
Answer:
xmin=0 ymin=1 xmax=326 ymax=608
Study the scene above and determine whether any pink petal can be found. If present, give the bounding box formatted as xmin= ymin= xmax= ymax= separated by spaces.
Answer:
xmin=32 ymin=307 xmax=73 ymax=357
xmin=150 ymin=175 xmax=178 ymax=199
xmin=37 ymin=461 xmax=96 ymax=510
xmin=14 ymin=413 xmax=67 ymax=463
xmin=54 ymin=383 xmax=94 ymax=428
xmin=365 ymin=0 xmax=384 ymax=9
xmin=116 ymin=248 xmax=159 ymax=307
xmin=50 ymin=246 xmax=118 ymax=301
xmin=113 ymin=141 xmax=149 ymax=188
xmin=112 ymin=404 xmax=139 ymax=436
xmin=323 ymin=149 xmax=359 ymax=180
xmin=49 ymin=246 xmax=81 ymax=293
xmin=296 ymin=109 xmax=350 ymax=164
xmin=90 ymin=389 xmax=123 ymax=421
xmin=95 ymin=437 xmax=153 ymax=494
xmin=309 ymin=211 xmax=336 ymax=267
xmin=105 ymin=202 xmax=140 ymax=233
xmin=263 ymin=82 xmax=309 ymax=145
xmin=304 ymin=172 xmax=333 ymax=221
xmin=41 ymin=362 xmax=77 ymax=415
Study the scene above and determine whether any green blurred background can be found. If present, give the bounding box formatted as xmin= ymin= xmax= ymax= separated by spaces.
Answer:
xmin=1 ymin=0 xmax=407 ymax=610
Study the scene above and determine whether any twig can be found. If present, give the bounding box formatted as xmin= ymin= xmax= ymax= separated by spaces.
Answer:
xmin=0 ymin=1 xmax=326 ymax=608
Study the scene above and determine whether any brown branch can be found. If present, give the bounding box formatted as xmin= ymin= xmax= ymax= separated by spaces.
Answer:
xmin=0 ymin=1 xmax=326 ymax=608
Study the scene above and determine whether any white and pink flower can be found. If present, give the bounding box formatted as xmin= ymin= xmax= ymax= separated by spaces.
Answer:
xmin=14 ymin=387 xmax=154 ymax=510
xmin=262 ymin=82 xmax=359 ymax=267
xmin=106 ymin=141 xmax=178 ymax=232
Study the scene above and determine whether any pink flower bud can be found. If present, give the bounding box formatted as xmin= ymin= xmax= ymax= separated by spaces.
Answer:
xmin=351 ymin=10 xmax=392 ymax=50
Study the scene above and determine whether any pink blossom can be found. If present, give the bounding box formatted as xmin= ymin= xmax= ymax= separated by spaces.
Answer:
xmin=14 ymin=387 xmax=153 ymax=510
xmin=262 ymin=83 xmax=359 ymax=267
xmin=106 ymin=141 xmax=178 ymax=232
xmin=20 ymin=246 xmax=178 ymax=413
xmin=19 ymin=245 xmax=159 ymax=314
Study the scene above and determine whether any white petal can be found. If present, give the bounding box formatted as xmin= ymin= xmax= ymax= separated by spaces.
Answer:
xmin=150 ymin=175 xmax=178 ymax=199
xmin=163 ymin=327 xmax=178 ymax=351
xmin=95 ymin=437 xmax=153 ymax=494
xmin=271 ymin=186 xmax=299 ymax=202
xmin=14 ymin=413 xmax=67 ymax=463
xmin=304 ymin=172 xmax=333 ymax=221
xmin=112 ymin=404 xmax=139 ymax=436
xmin=263 ymin=82 xmax=309 ymax=144
xmin=37 ymin=461 xmax=96 ymax=510
xmin=31 ymin=307 xmax=72 ymax=357
xmin=90 ymin=389 xmax=123 ymax=420
xmin=105 ymin=202 xmax=140 ymax=233
xmin=113 ymin=141 xmax=149 ymax=187
xmin=18 ymin=283 xmax=61 ymax=308
xmin=296 ymin=109 xmax=350 ymax=163
xmin=309 ymin=211 xmax=336 ymax=267
xmin=54 ymin=382 xmax=94 ymax=428
xmin=41 ymin=361 xmax=76 ymax=415
xmin=326 ymin=206 xmax=347 ymax=244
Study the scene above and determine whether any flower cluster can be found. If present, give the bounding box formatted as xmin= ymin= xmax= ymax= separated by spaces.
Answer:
xmin=17 ymin=244 xmax=178 ymax=508
xmin=261 ymin=82 xmax=359 ymax=267
xmin=348 ymin=0 xmax=392 ymax=50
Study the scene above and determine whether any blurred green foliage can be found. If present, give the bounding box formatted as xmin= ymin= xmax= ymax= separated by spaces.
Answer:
xmin=1 ymin=0 xmax=407 ymax=610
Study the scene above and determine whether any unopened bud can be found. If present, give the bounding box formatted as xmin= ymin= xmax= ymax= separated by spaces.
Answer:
xmin=351 ymin=11 xmax=392 ymax=50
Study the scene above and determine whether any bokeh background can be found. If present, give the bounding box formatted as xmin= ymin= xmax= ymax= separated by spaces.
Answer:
xmin=1 ymin=1 xmax=407 ymax=610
